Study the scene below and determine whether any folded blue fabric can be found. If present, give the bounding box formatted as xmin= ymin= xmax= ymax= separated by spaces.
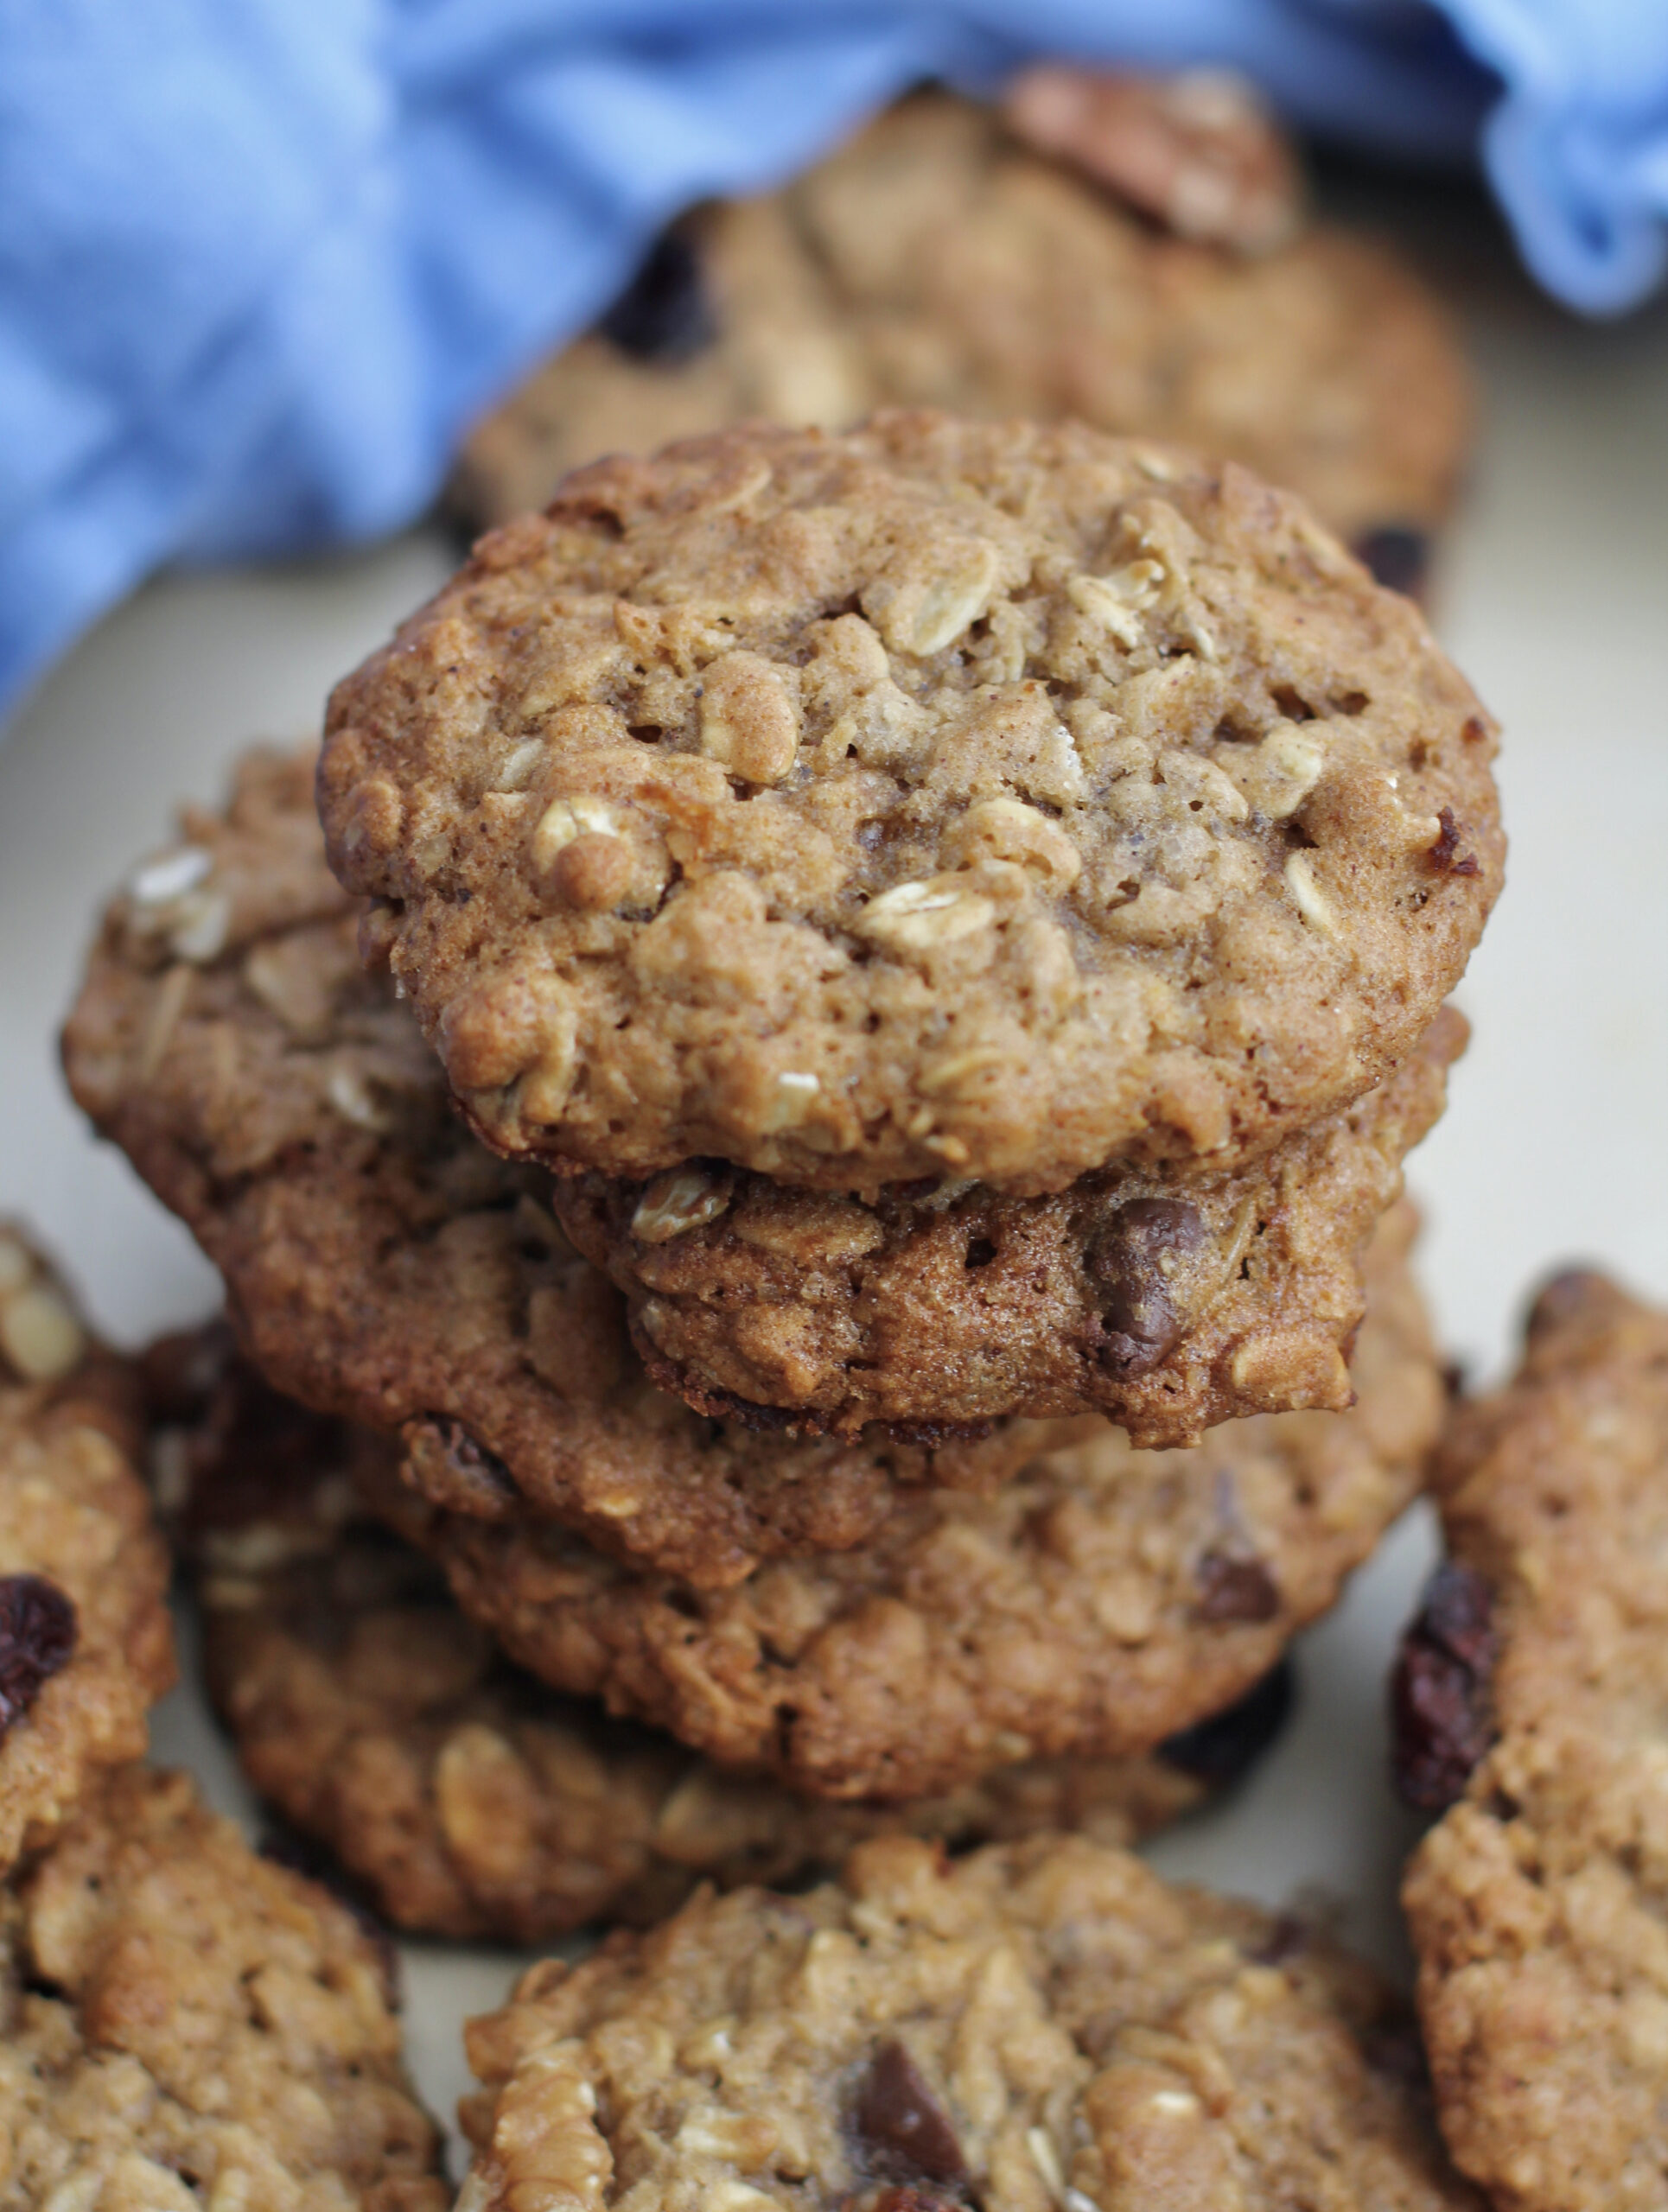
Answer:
xmin=1 ymin=1 xmax=1664 ymax=723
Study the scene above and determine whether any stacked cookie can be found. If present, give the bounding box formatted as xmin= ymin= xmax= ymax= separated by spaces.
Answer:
xmin=66 ymin=415 xmax=1500 ymax=1866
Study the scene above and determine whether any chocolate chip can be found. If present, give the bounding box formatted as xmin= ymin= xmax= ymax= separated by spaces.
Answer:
xmin=1427 ymin=805 xmax=1480 ymax=878
xmin=402 ymin=1420 xmax=518 ymax=1521
xmin=1391 ymin=1561 xmax=1497 ymax=1811
xmin=1353 ymin=525 xmax=1431 ymax=601
xmin=597 ymin=231 xmax=716 ymax=364
xmin=1193 ymin=1551 xmax=1280 ymax=1624
xmin=1159 ymin=1656 xmax=1295 ymax=1783
xmin=853 ymin=2041 xmax=968 ymax=2190
xmin=0 ymin=1574 xmax=78 ymax=1739
xmin=1089 ymin=1198 xmax=1205 ymax=1378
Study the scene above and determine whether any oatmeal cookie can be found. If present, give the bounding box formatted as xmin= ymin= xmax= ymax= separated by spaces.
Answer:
xmin=0 ymin=1763 xmax=447 ymax=2210
xmin=457 ymin=1831 xmax=1478 ymax=2212
xmin=1397 ymin=1272 xmax=1668 ymax=2212
xmin=325 ymin=414 xmax=1501 ymax=1194
xmin=158 ymin=1333 xmax=1288 ymax=1944
xmin=63 ymin=750 xmax=1085 ymax=1590
xmin=388 ymin=1202 xmax=1438 ymax=1800
xmin=454 ymin=88 xmax=1469 ymax=582
xmin=0 ymin=1225 xmax=175 ymax=1874
xmin=555 ymin=1006 xmax=1462 ymax=1436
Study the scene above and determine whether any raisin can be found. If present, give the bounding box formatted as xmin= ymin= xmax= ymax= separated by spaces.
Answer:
xmin=1428 ymin=805 xmax=1480 ymax=878
xmin=1193 ymin=1551 xmax=1280 ymax=1624
xmin=0 ymin=1574 xmax=78 ymax=1738
xmin=1089 ymin=1198 xmax=1205 ymax=1378
xmin=1524 ymin=1267 xmax=1609 ymax=1343
xmin=852 ymin=2041 xmax=968 ymax=2190
xmin=1353 ymin=525 xmax=1430 ymax=602
xmin=402 ymin=1421 xmax=517 ymax=1520
xmin=1391 ymin=1561 xmax=1497 ymax=1810
xmin=1159 ymin=1656 xmax=1295 ymax=1783
xmin=597 ymin=232 xmax=716 ymax=364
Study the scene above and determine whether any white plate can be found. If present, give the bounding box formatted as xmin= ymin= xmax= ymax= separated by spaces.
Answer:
xmin=3 ymin=235 xmax=1666 ymax=2175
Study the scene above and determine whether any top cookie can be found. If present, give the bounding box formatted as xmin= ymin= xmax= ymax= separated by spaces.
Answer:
xmin=323 ymin=414 xmax=1501 ymax=1192
xmin=1398 ymin=1273 xmax=1668 ymax=2212
xmin=453 ymin=89 xmax=1472 ymax=568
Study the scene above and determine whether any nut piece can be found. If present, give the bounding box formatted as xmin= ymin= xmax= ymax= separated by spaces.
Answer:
xmin=699 ymin=652 xmax=800 ymax=785
xmin=531 ymin=794 xmax=620 ymax=875
xmin=0 ymin=1283 xmax=86 ymax=1382
xmin=856 ymin=879 xmax=996 ymax=954
xmin=631 ymin=1166 xmax=733 ymax=1246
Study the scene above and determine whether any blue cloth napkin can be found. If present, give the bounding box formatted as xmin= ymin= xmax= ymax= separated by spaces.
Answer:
xmin=3 ymin=0 xmax=1665 ymax=722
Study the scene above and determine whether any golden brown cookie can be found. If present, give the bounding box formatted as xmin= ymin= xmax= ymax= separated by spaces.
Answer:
xmin=1397 ymin=1273 xmax=1668 ymax=2212
xmin=324 ymin=415 xmax=1501 ymax=1195
xmin=454 ymin=88 xmax=1470 ymax=575
xmin=389 ymin=1202 xmax=1440 ymax=1802
xmin=457 ymin=1832 xmax=1479 ymax=2212
xmin=0 ymin=1225 xmax=175 ymax=1874
xmin=554 ymin=1006 xmax=1462 ymax=1436
xmin=0 ymin=1763 xmax=447 ymax=2210
xmin=64 ymin=749 xmax=1088 ymax=1592
xmin=156 ymin=1330 xmax=1289 ymax=1946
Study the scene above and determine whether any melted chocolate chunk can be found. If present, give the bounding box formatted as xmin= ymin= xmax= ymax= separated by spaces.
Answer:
xmin=0 ymin=1573 xmax=78 ymax=1739
xmin=597 ymin=232 xmax=717 ymax=364
xmin=1353 ymin=525 xmax=1431 ymax=602
xmin=403 ymin=1421 xmax=518 ymax=1521
xmin=1193 ymin=1550 xmax=1281 ymax=1624
xmin=1089 ymin=1198 xmax=1205 ymax=1378
xmin=1392 ymin=1561 xmax=1497 ymax=1811
xmin=1159 ymin=1656 xmax=1295 ymax=1783
xmin=853 ymin=2041 xmax=968 ymax=2190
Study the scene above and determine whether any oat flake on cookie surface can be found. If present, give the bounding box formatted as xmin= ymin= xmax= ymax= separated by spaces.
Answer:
xmin=1400 ymin=1273 xmax=1668 ymax=2212
xmin=456 ymin=1831 xmax=1479 ymax=2212
xmin=321 ymin=413 xmax=1501 ymax=1195
xmin=0 ymin=1225 xmax=175 ymax=1875
xmin=0 ymin=1764 xmax=447 ymax=2211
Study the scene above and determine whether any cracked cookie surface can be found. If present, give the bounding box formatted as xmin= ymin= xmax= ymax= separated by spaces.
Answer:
xmin=324 ymin=413 xmax=1500 ymax=1194
xmin=390 ymin=1203 xmax=1438 ymax=1801
xmin=159 ymin=1332 xmax=1286 ymax=1946
xmin=555 ymin=1006 xmax=1461 ymax=1438
xmin=1401 ymin=1274 xmax=1668 ymax=2212
xmin=63 ymin=750 xmax=1082 ymax=1591
xmin=454 ymin=88 xmax=1471 ymax=568
xmin=0 ymin=1225 xmax=175 ymax=1874
xmin=457 ymin=1830 xmax=1478 ymax=2212
xmin=0 ymin=1764 xmax=446 ymax=2211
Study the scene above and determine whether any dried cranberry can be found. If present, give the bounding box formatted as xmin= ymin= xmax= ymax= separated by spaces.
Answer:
xmin=597 ymin=232 xmax=716 ymax=363
xmin=1391 ymin=1561 xmax=1497 ymax=1810
xmin=852 ymin=2041 xmax=968 ymax=2190
xmin=1159 ymin=1656 xmax=1295 ymax=1783
xmin=0 ymin=1574 xmax=78 ymax=1738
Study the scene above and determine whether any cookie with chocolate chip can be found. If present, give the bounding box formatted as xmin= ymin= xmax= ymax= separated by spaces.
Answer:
xmin=457 ymin=1831 xmax=1478 ymax=2212
xmin=326 ymin=414 xmax=1501 ymax=1196
xmin=0 ymin=1764 xmax=447 ymax=2210
xmin=161 ymin=1329 xmax=1289 ymax=1944
xmin=388 ymin=1201 xmax=1438 ymax=1801
xmin=64 ymin=750 xmax=1097 ymax=1589
xmin=1399 ymin=1273 xmax=1668 ymax=2212
xmin=555 ymin=1005 xmax=1462 ymax=1438
xmin=454 ymin=87 xmax=1471 ymax=585
xmin=0 ymin=1226 xmax=175 ymax=1872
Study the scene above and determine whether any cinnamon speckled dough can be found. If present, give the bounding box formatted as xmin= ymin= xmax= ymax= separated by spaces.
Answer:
xmin=457 ymin=1832 xmax=1479 ymax=2212
xmin=556 ymin=1006 xmax=1462 ymax=1436
xmin=1403 ymin=1274 xmax=1668 ymax=2212
xmin=62 ymin=750 xmax=1084 ymax=1592
xmin=322 ymin=413 xmax=1501 ymax=1193
xmin=0 ymin=1227 xmax=175 ymax=1874
xmin=162 ymin=1336 xmax=1284 ymax=1947
xmin=392 ymin=1203 xmax=1438 ymax=1802
xmin=0 ymin=1764 xmax=447 ymax=2212
xmin=454 ymin=90 xmax=1472 ymax=563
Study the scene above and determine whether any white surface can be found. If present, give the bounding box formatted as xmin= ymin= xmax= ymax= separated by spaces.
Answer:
xmin=3 ymin=271 xmax=1667 ymax=2171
